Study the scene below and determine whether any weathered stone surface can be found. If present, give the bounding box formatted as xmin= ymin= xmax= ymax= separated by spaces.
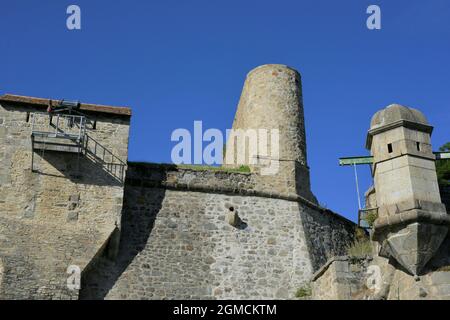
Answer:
xmin=312 ymin=256 xmax=372 ymax=300
xmin=80 ymin=164 xmax=357 ymax=300
xmin=384 ymin=222 xmax=448 ymax=276
xmin=0 ymin=259 xmax=3 ymax=290
xmin=0 ymin=102 xmax=130 ymax=299
xmin=225 ymin=64 xmax=317 ymax=203
xmin=0 ymin=67 xmax=359 ymax=300
xmin=368 ymin=104 xmax=449 ymax=276
xmin=312 ymin=103 xmax=450 ymax=300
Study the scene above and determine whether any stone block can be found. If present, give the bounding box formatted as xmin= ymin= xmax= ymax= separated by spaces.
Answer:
xmin=430 ymin=272 xmax=450 ymax=286
xmin=67 ymin=211 xmax=79 ymax=222
xmin=435 ymin=284 xmax=450 ymax=296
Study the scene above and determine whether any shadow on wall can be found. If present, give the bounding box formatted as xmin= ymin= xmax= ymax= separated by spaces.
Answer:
xmin=300 ymin=208 xmax=357 ymax=271
xmin=84 ymin=135 xmax=126 ymax=183
xmin=79 ymin=179 xmax=167 ymax=299
xmin=423 ymin=231 xmax=450 ymax=273
xmin=440 ymin=184 xmax=450 ymax=271
xmin=33 ymin=136 xmax=125 ymax=187
xmin=440 ymin=185 xmax=450 ymax=214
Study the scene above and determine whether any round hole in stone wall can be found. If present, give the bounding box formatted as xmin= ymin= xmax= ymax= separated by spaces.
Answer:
xmin=229 ymin=207 xmax=234 ymax=212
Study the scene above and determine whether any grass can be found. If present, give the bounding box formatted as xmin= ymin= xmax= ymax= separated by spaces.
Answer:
xmin=130 ymin=161 xmax=251 ymax=174
xmin=355 ymin=227 xmax=368 ymax=241
xmin=177 ymin=164 xmax=251 ymax=173
xmin=347 ymin=239 xmax=372 ymax=258
xmin=295 ymin=285 xmax=312 ymax=298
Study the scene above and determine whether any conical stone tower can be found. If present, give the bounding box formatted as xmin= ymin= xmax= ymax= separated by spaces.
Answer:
xmin=225 ymin=64 xmax=317 ymax=203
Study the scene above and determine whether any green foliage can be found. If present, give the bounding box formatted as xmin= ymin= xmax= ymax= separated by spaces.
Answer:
xmin=437 ymin=142 xmax=450 ymax=186
xmin=355 ymin=227 xmax=368 ymax=241
xmin=237 ymin=165 xmax=251 ymax=173
xmin=364 ymin=210 xmax=379 ymax=228
xmin=177 ymin=164 xmax=251 ymax=173
xmin=130 ymin=162 xmax=251 ymax=174
xmin=295 ymin=285 xmax=312 ymax=298
xmin=439 ymin=142 xmax=450 ymax=152
xmin=347 ymin=239 xmax=372 ymax=258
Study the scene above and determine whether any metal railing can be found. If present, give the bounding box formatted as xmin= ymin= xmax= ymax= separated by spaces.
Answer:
xmin=84 ymin=135 xmax=127 ymax=183
xmin=31 ymin=112 xmax=86 ymax=141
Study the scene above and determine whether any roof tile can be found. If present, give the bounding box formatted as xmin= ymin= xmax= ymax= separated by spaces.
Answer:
xmin=0 ymin=94 xmax=132 ymax=117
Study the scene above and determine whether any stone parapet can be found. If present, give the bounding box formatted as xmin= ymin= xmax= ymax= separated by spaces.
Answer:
xmin=125 ymin=162 xmax=354 ymax=226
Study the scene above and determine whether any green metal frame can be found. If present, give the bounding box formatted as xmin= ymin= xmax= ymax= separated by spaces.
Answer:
xmin=339 ymin=156 xmax=373 ymax=166
xmin=339 ymin=152 xmax=449 ymax=219
xmin=339 ymin=152 xmax=450 ymax=166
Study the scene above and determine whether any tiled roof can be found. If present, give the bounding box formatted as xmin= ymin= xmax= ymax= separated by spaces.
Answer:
xmin=0 ymin=94 xmax=132 ymax=117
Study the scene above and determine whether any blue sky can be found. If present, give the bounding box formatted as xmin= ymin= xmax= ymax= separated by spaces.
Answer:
xmin=1 ymin=0 xmax=449 ymax=222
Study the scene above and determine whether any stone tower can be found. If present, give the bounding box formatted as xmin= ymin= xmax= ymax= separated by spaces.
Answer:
xmin=0 ymin=94 xmax=131 ymax=299
xmin=225 ymin=64 xmax=316 ymax=203
xmin=367 ymin=104 xmax=449 ymax=275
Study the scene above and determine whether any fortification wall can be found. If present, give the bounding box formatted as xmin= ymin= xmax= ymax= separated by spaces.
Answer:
xmin=312 ymin=184 xmax=450 ymax=301
xmin=81 ymin=163 xmax=357 ymax=300
xmin=312 ymin=256 xmax=371 ymax=300
xmin=312 ymin=247 xmax=450 ymax=300
xmin=0 ymin=102 xmax=130 ymax=299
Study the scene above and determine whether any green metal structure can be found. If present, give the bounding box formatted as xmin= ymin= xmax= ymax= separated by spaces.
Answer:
xmin=339 ymin=151 xmax=449 ymax=228
xmin=339 ymin=152 xmax=450 ymax=166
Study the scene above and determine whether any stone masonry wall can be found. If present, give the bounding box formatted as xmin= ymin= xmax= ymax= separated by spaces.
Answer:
xmin=312 ymin=186 xmax=450 ymax=301
xmin=312 ymin=249 xmax=450 ymax=300
xmin=312 ymin=256 xmax=372 ymax=300
xmin=0 ymin=102 xmax=130 ymax=299
xmin=312 ymin=181 xmax=450 ymax=300
xmin=81 ymin=163 xmax=357 ymax=300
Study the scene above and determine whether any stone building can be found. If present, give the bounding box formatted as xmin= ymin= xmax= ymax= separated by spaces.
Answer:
xmin=368 ymin=105 xmax=448 ymax=276
xmin=312 ymin=104 xmax=450 ymax=300
xmin=0 ymin=94 xmax=131 ymax=299
xmin=0 ymin=65 xmax=358 ymax=299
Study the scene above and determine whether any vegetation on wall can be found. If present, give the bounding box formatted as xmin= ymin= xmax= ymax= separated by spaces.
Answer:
xmin=295 ymin=285 xmax=312 ymax=298
xmin=348 ymin=227 xmax=372 ymax=263
xmin=364 ymin=210 xmax=379 ymax=228
xmin=355 ymin=227 xmax=367 ymax=241
xmin=131 ymin=162 xmax=251 ymax=174
xmin=178 ymin=164 xmax=251 ymax=173
xmin=347 ymin=239 xmax=372 ymax=258
xmin=437 ymin=142 xmax=450 ymax=186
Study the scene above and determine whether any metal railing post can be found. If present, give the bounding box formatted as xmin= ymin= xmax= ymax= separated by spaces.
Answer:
xmin=55 ymin=114 xmax=60 ymax=135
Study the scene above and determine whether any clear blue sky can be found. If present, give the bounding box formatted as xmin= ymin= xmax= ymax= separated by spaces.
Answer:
xmin=1 ymin=0 xmax=449 ymax=222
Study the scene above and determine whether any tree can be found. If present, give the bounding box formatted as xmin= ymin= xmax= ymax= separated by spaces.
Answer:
xmin=437 ymin=142 xmax=450 ymax=186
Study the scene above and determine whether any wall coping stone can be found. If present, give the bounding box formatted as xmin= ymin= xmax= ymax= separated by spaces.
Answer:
xmin=311 ymin=255 xmax=372 ymax=282
xmin=126 ymin=162 xmax=357 ymax=227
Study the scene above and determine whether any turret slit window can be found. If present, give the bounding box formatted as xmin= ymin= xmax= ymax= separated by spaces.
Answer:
xmin=387 ymin=143 xmax=393 ymax=153
xmin=416 ymin=142 xmax=420 ymax=151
